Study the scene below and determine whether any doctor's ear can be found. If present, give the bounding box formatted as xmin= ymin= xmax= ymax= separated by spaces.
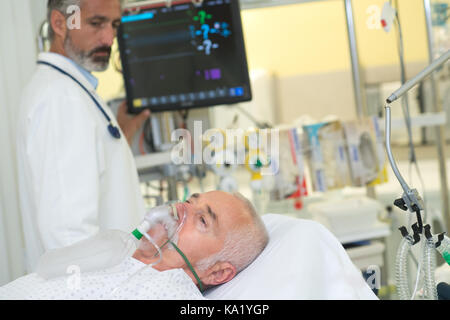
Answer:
xmin=200 ymin=262 xmax=237 ymax=287
xmin=50 ymin=9 xmax=68 ymax=40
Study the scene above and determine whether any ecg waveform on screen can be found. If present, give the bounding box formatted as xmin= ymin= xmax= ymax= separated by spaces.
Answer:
xmin=189 ymin=9 xmax=232 ymax=56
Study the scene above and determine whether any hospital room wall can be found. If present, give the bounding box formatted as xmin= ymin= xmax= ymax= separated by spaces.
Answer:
xmin=96 ymin=0 xmax=430 ymax=126
xmin=240 ymin=0 xmax=428 ymax=75
xmin=0 ymin=0 xmax=46 ymax=286
xmin=239 ymin=0 xmax=429 ymax=124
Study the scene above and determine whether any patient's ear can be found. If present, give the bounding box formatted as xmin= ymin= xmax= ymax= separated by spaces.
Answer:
xmin=201 ymin=262 xmax=236 ymax=286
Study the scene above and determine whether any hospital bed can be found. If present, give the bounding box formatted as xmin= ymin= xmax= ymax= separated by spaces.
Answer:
xmin=204 ymin=214 xmax=378 ymax=300
xmin=0 ymin=214 xmax=377 ymax=300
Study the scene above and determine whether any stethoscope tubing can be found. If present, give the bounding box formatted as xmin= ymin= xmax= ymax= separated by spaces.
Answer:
xmin=37 ymin=60 xmax=121 ymax=139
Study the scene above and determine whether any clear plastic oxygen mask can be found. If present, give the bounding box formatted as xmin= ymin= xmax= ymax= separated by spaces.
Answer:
xmin=132 ymin=202 xmax=188 ymax=263
xmin=110 ymin=202 xmax=188 ymax=296
xmin=134 ymin=203 xmax=186 ymax=246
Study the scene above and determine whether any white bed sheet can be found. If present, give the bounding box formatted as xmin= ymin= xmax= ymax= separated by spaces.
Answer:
xmin=204 ymin=214 xmax=378 ymax=300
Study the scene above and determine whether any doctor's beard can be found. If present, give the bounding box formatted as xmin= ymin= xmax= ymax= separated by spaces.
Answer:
xmin=64 ymin=33 xmax=111 ymax=72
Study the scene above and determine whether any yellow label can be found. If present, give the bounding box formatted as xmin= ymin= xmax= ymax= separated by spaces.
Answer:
xmin=368 ymin=165 xmax=389 ymax=186
xmin=134 ymin=98 xmax=143 ymax=108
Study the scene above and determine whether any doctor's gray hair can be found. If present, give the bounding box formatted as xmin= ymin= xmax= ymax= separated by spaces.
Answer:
xmin=47 ymin=0 xmax=81 ymax=42
xmin=195 ymin=192 xmax=269 ymax=276
xmin=47 ymin=0 xmax=124 ymax=42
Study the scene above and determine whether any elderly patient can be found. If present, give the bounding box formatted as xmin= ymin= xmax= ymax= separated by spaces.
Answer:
xmin=0 ymin=191 xmax=268 ymax=300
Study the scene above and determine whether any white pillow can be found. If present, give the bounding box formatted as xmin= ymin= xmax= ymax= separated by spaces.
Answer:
xmin=204 ymin=214 xmax=378 ymax=300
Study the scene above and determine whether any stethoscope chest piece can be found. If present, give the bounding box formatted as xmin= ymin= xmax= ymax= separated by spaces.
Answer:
xmin=108 ymin=124 xmax=121 ymax=139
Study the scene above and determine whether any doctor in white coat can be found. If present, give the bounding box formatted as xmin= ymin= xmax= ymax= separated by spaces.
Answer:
xmin=16 ymin=0 xmax=151 ymax=272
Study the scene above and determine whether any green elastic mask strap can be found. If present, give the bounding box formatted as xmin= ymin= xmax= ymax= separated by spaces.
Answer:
xmin=169 ymin=241 xmax=204 ymax=292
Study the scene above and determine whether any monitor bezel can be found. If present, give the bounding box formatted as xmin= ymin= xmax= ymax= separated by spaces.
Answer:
xmin=118 ymin=0 xmax=252 ymax=114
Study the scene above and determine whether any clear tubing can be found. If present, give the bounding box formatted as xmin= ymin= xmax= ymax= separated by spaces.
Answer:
xmin=111 ymin=203 xmax=187 ymax=297
xmin=410 ymin=238 xmax=423 ymax=300
xmin=422 ymin=237 xmax=438 ymax=300
xmin=395 ymin=237 xmax=413 ymax=300
xmin=142 ymin=232 xmax=163 ymax=266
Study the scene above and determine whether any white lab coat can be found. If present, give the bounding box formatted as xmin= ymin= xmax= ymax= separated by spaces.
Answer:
xmin=16 ymin=52 xmax=145 ymax=272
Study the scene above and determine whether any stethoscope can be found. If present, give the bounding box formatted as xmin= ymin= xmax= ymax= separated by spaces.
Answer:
xmin=37 ymin=60 xmax=121 ymax=139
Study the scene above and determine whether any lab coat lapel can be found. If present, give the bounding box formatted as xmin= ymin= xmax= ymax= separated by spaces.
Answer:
xmin=37 ymin=52 xmax=96 ymax=93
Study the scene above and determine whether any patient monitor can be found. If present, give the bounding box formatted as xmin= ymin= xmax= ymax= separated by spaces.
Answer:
xmin=118 ymin=0 xmax=252 ymax=114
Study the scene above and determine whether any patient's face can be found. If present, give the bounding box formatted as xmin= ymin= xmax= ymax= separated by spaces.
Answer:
xmin=151 ymin=191 xmax=250 ymax=272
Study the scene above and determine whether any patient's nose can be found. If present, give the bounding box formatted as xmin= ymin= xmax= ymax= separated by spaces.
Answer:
xmin=176 ymin=202 xmax=187 ymax=221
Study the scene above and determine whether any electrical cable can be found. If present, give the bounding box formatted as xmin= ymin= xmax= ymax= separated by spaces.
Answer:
xmin=391 ymin=0 xmax=429 ymax=230
xmin=406 ymin=155 xmax=429 ymax=300
xmin=393 ymin=0 xmax=417 ymax=165
xmin=390 ymin=0 xmax=433 ymax=300
xmin=233 ymin=104 xmax=273 ymax=129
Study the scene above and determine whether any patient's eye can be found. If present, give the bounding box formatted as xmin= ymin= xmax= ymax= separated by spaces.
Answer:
xmin=195 ymin=212 xmax=208 ymax=231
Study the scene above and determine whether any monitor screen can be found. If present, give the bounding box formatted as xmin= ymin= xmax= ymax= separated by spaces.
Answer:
xmin=118 ymin=0 xmax=252 ymax=114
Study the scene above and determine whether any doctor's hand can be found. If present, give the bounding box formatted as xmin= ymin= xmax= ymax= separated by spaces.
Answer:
xmin=116 ymin=101 xmax=151 ymax=146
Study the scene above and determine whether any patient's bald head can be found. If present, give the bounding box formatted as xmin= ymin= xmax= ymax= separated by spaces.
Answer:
xmin=134 ymin=191 xmax=269 ymax=289
xmin=194 ymin=191 xmax=269 ymax=273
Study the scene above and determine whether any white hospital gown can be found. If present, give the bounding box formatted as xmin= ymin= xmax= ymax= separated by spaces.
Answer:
xmin=0 ymin=257 xmax=205 ymax=300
